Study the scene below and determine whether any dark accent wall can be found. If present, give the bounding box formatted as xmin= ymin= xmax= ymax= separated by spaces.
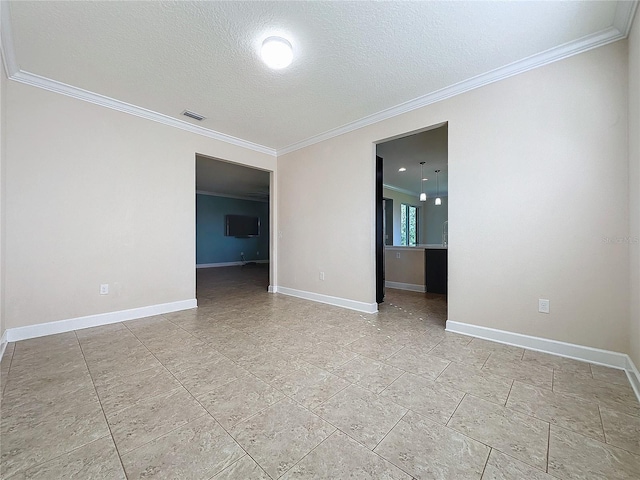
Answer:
xmin=196 ymin=194 xmax=269 ymax=264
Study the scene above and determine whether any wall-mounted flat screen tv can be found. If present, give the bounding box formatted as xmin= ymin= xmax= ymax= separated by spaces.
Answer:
xmin=225 ymin=215 xmax=260 ymax=237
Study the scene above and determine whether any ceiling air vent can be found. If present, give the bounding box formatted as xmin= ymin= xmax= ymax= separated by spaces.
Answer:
xmin=182 ymin=110 xmax=205 ymax=121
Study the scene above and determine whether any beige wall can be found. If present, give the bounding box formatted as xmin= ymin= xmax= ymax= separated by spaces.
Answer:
xmin=1 ymin=64 xmax=6 ymax=341
xmin=629 ymin=14 xmax=640 ymax=367
xmin=279 ymin=40 xmax=630 ymax=353
xmin=385 ymin=247 xmax=425 ymax=286
xmin=4 ymin=80 xmax=275 ymax=330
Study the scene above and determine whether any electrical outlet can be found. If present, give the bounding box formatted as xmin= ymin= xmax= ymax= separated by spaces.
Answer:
xmin=396 ymin=252 xmax=401 ymax=259
xmin=538 ymin=299 xmax=550 ymax=314
xmin=319 ymin=272 xmax=325 ymax=281
xmin=100 ymin=284 xmax=109 ymax=295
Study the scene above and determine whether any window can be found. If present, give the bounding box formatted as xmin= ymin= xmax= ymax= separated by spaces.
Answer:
xmin=400 ymin=203 xmax=418 ymax=246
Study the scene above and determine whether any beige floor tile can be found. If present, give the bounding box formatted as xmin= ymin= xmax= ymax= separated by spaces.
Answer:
xmin=313 ymin=384 xmax=407 ymax=449
xmin=448 ymin=395 xmax=549 ymax=471
xmin=435 ymin=362 xmax=512 ymax=405
xmin=107 ymin=386 xmax=207 ymax=454
xmin=553 ymin=370 xmax=640 ymax=417
xmin=346 ymin=335 xmax=406 ymax=362
xmin=311 ymin=325 xmax=367 ymax=346
xmin=95 ymin=365 xmax=182 ymax=416
xmin=271 ymin=362 xmax=350 ymax=409
xmin=121 ymin=415 xmax=244 ymax=479
xmin=384 ymin=346 xmax=451 ymax=379
xmin=601 ymin=407 xmax=640 ymax=454
xmin=467 ymin=339 xmax=524 ymax=361
xmin=2 ymin=364 xmax=94 ymax=406
xmin=198 ymin=373 xmax=285 ymax=429
xmin=294 ymin=341 xmax=359 ymax=370
xmin=381 ymin=372 xmax=464 ymax=424
xmin=590 ymin=364 xmax=631 ymax=386
xmin=74 ymin=322 xmax=127 ymax=341
xmin=85 ymin=345 xmax=163 ymax=387
xmin=282 ymin=430 xmax=411 ymax=479
xmin=0 ymin=391 xmax=110 ymax=478
xmin=331 ymin=355 xmax=403 ymax=393
xmin=211 ymin=455 xmax=270 ymax=479
xmin=482 ymin=450 xmax=554 ymax=480
xmin=520 ymin=350 xmax=592 ymax=375
xmin=375 ymin=410 xmax=489 ymax=479
xmin=237 ymin=350 xmax=307 ymax=383
xmin=548 ymin=425 xmax=640 ymax=479
xmin=10 ymin=436 xmax=125 ymax=480
xmin=230 ymin=398 xmax=336 ymax=479
xmin=481 ymin=355 xmax=554 ymax=389
xmin=11 ymin=436 xmax=126 ymax=480
xmin=173 ymin=355 xmax=249 ymax=397
xmin=428 ymin=343 xmax=491 ymax=368
xmin=506 ymin=381 xmax=604 ymax=441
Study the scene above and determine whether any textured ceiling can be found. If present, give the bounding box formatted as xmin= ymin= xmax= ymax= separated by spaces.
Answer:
xmin=7 ymin=1 xmax=625 ymax=151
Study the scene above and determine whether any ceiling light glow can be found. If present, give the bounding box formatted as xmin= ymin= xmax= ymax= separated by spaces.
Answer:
xmin=261 ymin=37 xmax=293 ymax=69
xmin=398 ymin=167 xmax=406 ymax=172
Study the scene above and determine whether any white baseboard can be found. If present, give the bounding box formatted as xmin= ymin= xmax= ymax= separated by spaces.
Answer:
xmin=268 ymin=285 xmax=277 ymax=293
xmin=385 ymin=281 xmax=426 ymax=293
xmin=5 ymin=299 xmax=198 ymax=343
xmin=446 ymin=320 xmax=640 ymax=402
xmin=0 ymin=330 xmax=8 ymax=362
xmin=196 ymin=260 xmax=269 ymax=269
xmin=625 ymin=356 xmax=640 ymax=404
xmin=275 ymin=286 xmax=378 ymax=314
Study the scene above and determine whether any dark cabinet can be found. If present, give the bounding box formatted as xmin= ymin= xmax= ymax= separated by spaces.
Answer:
xmin=425 ymin=249 xmax=447 ymax=294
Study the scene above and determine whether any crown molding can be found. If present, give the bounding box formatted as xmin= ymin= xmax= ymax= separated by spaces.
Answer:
xmin=614 ymin=0 xmax=638 ymax=36
xmin=277 ymin=22 xmax=630 ymax=156
xmin=9 ymin=70 xmax=277 ymax=156
xmin=0 ymin=0 xmax=18 ymax=78
xmin=1 ymin=1 xmax=636 ymax=158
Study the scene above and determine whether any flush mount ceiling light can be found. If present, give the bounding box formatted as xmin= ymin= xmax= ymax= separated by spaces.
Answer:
xmin=398 ymin=167 xmax=406 ymax=172
xmin=261 ymin=37 xmax=293 ymax=69
xmin=435 ymin=170 xmax=442 ymax=206
xmin=419 ymin=162 xmax=427 ymax=202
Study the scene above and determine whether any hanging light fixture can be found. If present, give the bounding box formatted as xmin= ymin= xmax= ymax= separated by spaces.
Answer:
xmin=419 ymin=162 xmax=427 ymax=202
xmin=435 ymin=170 xmax=442 ymax=206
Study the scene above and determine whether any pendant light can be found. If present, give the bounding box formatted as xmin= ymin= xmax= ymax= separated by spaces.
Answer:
xmin=435 ymin=170 xmax=442 ymax=206
xmin=419 ymin=162 xmax=427 ymax=202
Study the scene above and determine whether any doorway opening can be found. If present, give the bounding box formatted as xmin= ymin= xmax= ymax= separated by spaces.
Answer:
xmin=375 ymin=123 xmax=448 ymax=305
xmin=195 ymin=154 xmax=271 ymax=305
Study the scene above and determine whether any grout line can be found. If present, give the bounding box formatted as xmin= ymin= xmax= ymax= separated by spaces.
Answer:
xmin=372 ymin=409 xmax=409 ymax=451
xmin=504 ymin=380 xmax=515 ymax=407
xmin=480 ymin=447 xmax=492 ymax=478
xmin=445 ymin=391 xmax=467 ymax=426
xmin=546 ymin=421 xmax=551 ymax=473
xmin=74 ymin=330 xmax=129 ymax=478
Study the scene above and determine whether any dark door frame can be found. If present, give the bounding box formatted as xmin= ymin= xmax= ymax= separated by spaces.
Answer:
xmin=376 ymin=155 xmax=385 ymax=304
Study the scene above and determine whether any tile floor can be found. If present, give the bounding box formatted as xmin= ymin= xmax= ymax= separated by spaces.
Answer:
xmin=1 ymin=265 xmax=639 ymax=479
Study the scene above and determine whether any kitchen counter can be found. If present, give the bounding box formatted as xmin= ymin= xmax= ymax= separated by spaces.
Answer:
xmin=385 ymin=245 xmax=447 ymax=294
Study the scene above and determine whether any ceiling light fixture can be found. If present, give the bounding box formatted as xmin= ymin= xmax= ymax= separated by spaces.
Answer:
xmin=398 ymin=167 xmax=406 ymax=172
xmin=435 ymin=170 xmax=442 ymax=206
xmin=419 ymin=162 xmax=427 ymax=202
xmin=261 ymin=36 xmax=293 ymax=69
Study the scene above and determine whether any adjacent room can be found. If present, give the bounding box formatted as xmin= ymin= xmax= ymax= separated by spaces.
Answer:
xmin=1 ymin=1 xmax=639 ymax=479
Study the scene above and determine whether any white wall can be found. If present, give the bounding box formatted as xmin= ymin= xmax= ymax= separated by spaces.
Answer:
xmin=278 ymin=40 xmax=630 ymax=354
xmin=629 ymin=14 xmax=640 ymax=368
xmin=4 ymin=80 xmax=276 ymax=330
